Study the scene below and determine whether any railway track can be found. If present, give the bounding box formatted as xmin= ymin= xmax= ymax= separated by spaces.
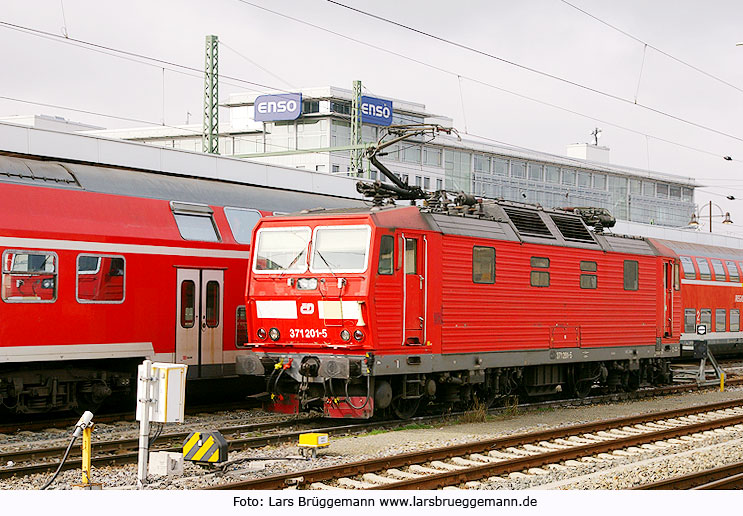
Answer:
xmin=3 ymin=380 xmax=743 ymax=483
xmin=205 ymin=398 xmax=743 ymax=490
xmin=633 ymin=461 xmax=743 ymax=489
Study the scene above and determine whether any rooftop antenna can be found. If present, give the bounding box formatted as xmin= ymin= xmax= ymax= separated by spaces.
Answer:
xmin=591 ymin=127 xmax=602 ymax=146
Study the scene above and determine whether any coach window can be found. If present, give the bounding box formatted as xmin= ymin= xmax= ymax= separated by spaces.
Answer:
xmin=378 ymin=235 xmax=394 ymax=275
xmin=684 ymin=309 xmax=696 ymax=333
xmin=76 ymin=254 xmax=125 ymax=303
xmin=236 ymin=306 xmax=249 ymax=347
xmin=530 ymin=256 xmax=550 ymax=287
xmin=2 ymin=250 xmax=57 ymax=303
xmin=731 ymin=310 xmax=740 ymax=332
xmin=716 ymin=309 xmax=727 ymax=332
xmin=180 ymin=280 xmax=196 ymax=328
xmin=171 ymin=202 xmax=220 ymax=242
xmin=700 ymin=309 xmax=712 ymax=331
xmin=473 ymin=246 xmax=495 ymax=284
xmin=711 ymin=259 xmax=726 ymax=281
xmin=580 ymin=261 xmax=597 ymax=289
xmin=623 ymin=260 xmax=639 ymax=291
xmin=726 ymin=261 xmax=739 ymax=282
xmin=679 ymin=256 xmax=696 ymax=280
xmin=695 ymin=258 xmax=711 ymax=280
xmin=205 ymin=281 xmax=220 ymax=328
xmin=224 ymin=207 xmax=262 ymax=244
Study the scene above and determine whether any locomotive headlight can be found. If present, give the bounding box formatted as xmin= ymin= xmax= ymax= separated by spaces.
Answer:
xmin=257 ymin=328 xmax=267 ymax=340
xmin=353 ymin=330 xmax=364 ymax=342
xmin=340 ymin=329 xmax=351 ymax=341
xmin=297 ymin=277 xmax=318 ymax=290
xmin=269 ymin=328 xmax=281 ymax=341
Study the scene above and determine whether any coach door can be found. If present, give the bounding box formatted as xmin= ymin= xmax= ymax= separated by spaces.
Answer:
xmin=402 ymin=234 xmax=426 ymax=345
xmin=663 ymin=260 xmax=674 ymax=337
xmin=176 ymin=269 xmax=224 ymax=377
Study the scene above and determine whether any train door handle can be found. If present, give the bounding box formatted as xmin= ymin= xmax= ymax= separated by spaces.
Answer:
xmin=419 ymin=275 xmax=424 ymax=289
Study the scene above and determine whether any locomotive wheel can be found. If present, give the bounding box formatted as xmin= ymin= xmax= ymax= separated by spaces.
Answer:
xmin=391 ymin=396 xmax=420 ymax=419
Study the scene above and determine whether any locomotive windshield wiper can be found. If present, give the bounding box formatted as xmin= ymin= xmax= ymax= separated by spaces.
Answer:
xmin=314 ymin=249 xmax=338 ymax=277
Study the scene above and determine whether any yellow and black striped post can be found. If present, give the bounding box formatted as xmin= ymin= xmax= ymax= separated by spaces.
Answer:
xmin=182 ymin=431 xmax=228 ymax=464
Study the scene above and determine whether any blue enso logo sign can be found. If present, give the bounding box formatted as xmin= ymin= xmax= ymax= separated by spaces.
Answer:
xmin=360 ymin=96 xmax=393 ymax=126
xmin=254 ymin=93 xmax=302 ymax=122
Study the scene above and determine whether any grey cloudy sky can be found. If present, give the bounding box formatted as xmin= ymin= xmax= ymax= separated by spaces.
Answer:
xmin=2 ymin=0 xmax=743 ymax=230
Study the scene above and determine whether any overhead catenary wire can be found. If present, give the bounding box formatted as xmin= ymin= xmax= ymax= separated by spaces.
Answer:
xmin=325 ymin=0 xmax=743 ymax=145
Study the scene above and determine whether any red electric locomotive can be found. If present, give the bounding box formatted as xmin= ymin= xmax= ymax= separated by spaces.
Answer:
xmin=0 ymin=154 xmax=361 ymax=414
xmin=237 ymin=198 xmax=680 ymax=419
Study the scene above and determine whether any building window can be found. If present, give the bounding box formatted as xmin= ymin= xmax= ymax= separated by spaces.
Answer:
xmin=436 ymin=178 xmax=443 ymax=190
xmin=403 ymin=145 xmax=422 ymax=164
xmin=415 ymin=175 xmax=422 ymax=187
xmin=236 ymin=306 xmax=248 ymax=347
xmin=624 ymin=260 xmax=639 ymax=290
xmin=2 ymin=250 xmax=57 ymax=303
xmin=511 ymin=160 xmax=526 ymax=179
xmin=684 ymin=309 xmax=696 ymax=333
xmin=224 ymin=207 xmax=262 ymax=244
xmin=528 ymin=163 xmax=543 ymax=181
xmin=378 ymin=235 xmax=394 ymax=275
xmin=731 ymin=309 xmax=740 ymax=332
xmin=545 ymin=165 xmax=560 ymax=183
xmin=424 ymin=177 xmax=431 ymax=190
xmin=424 ymin=147 xmax=442 ymax=167
xmin=594 ymin=174 xmax=607 ymax=190
xmin=493 ymin=158 xmax=509 ymax=176
xmin=642 ymin=181 xmax=655 ymax=197
xmin=303 ymin=100 xmax=319 ymax=113
xmin=656 ymin=183 xmax=669 ymax=198
xmin=330 ymin=101 xmax=350 ymax=115
xmin=474 ymin=155 xmax=490 ymax=174
xmin=561 ymin=169 xmax=576 ymax=185
xmin=472 ymin=246 xmax=495 ymax=284
xmin=680 ymin=256 xmax=696 ymax=280
xmin=578 ymin=171 xmax=592 ymax=188
xmin=530 ymin=256 xmax=550 ymax=287
xmin=76 ymin=254 xmax=125 ymax=303
xmin=332 ymin=164 xmax=340 ymax=173
xmin=716 ymin=309 xmax=727 ymax=332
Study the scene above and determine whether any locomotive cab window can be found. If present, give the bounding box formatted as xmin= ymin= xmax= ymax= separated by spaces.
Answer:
xmin=530 ymin=256 xmax=550 ymax=287
xmin=76 ymin=254 xmax=125 ymax=303
xmin=253 ymin=226 xmax=311 ymax=273
xmin=310 ymin=225 xmax=371 ymax=273
xmin=405 ymin=238 xmax=417 ymax=275
xmin=2 ymin=250 xmax=57 ymax=303
xmin=580 ymin=261 xmax=597 ymax=289
xmin=378 ymin=235 xmax=394 ymax=275
xmin=170 ymin=202 xmax=220 ymax=242
xmin=679 ymin=256 xmax=696 ymax=280
xmin=224 ymin=207 xmax=261 ymax=244
xmin=623 ymin=260 xmax=639 ymax=291
xmin=473 ymin=246 xmax=495 ymax=284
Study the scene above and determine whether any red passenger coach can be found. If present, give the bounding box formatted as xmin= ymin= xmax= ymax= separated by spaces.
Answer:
xmin=237 ymin=200 xmax=679 ymax=419
xmin=0 ymin=155 xmax=361 ymax=414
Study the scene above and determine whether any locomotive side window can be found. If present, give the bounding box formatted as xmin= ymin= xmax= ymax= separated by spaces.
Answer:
xmin=76 ymin=254 xmax=125 ymax=303
xmin=695 ymin=258 xmax=711 ymax=280
xmin=405 ymin=238 xmax=417 ymax=275
xmin=623 ymin=260 xmax=639 ymax=291
xmin=205 ymin=281 xmax=220 ymax=328
xmin=726 ymin=261 xmax=740 ymax=282
xmin=378 ymin=235 xmax=394 ymax=275
xmin=580 ymin=261 xmax=597 ymax=289
xmin=679 ymin=256 xmax=696 ymax=280
xmin=716 ymin=309 xmax=727 ymax=332
xmin=472 ymin=246 xmax=495 ymax=284
xmin=700 ymin=309 xmax=712 ymax=331
xmin=711 ymin=259 xmax=726 ymax=281
xmin=180 ymin=280 xmax=195 ymax=328
xmin=684 ymin=309 xmax=696 ymax=333
xmin=1 ymin=250 xmax=57 ymax=303
xmin=731 ymin=309 xmax=740 ymax=332
xmin=236 ymin=306 xmax=249 ymax=347
xmin=530 ymin=256 xmax=550 ymax=287
xmin=224 ymin=207 xmax=261 ymax=244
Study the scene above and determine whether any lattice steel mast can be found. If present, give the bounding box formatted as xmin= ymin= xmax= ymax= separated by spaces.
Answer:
xmin=202 ymin=35 xmax=219 ymax=154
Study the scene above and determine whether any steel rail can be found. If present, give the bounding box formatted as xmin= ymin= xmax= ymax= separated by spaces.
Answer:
xmin=633 ymin=461 xmax=743 ymax=490
xmin=207 ymin=399 xmax=743 ymax=490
